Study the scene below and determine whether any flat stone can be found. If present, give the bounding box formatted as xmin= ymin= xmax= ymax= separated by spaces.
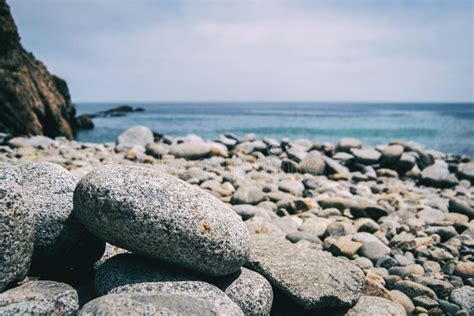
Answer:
xmin=345 ymin=295 xmax=406 ymax=316
xmin=420 ymin=160 xmax=458 ymax=188
xmin=350 ymin=148 xmax=381 ymax=165
xmin=0 ymin=281 xmax=79 ymax=314
xmin=0 ymin=163 xmax=34 ymax=292
xmin=382 ymin=145 xmax=404 ymax=163
xmin=232 ymin=186 xmax=266 ymax=205
xmin=245 ymin=237 xmax=365 ymax=309
xmin=336 ymin=138 xmax=362 ymax=153
xmin=169 ymin=139 xmax=211 ymax=160
xmin=74 ymin=165 xmax=250 ymax=276
xmin=79 ymin=293 xmax=243 ymax=316
xmin=449 ymin=198 xmax=474 ymax=219
xmin=278 ymin=180 xmax=304 ymax=197
xmin=215 ymin=267 xmax=273 ymax=316
xmin=457 ymin=162 xmax=474 ymax=182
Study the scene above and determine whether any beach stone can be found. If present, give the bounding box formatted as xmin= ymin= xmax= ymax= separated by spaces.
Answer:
xmin=336 ymin=138 xmax=362 ymax=153
xmin=74 ymin=165 xmax=250 ymax=276
xmin=145 ymin=142 xmax=169 ymax=159
xmin=449 ymin=198 xmax=474 ymax=219
xmin=80 ymin=292 xmax=243 ymax=316
xmin=245 ymin=237 xmax=365 ymax=309
xmin=298 ymin=151 xmax=325 ymax=175
xmin=398 ymin=153 xmax=417 ymax=171
xmin=345 ymin=295 xmax=406 ymax=316
xmin=18 ymin=162 xmax=105 ymax=277
xmin=95 ymin=254 xmax=195 ymax=296
xmin=232 ymin=186 xmax=266 ymax=205
xmin=232 ymin=204 xmax=257 ymax=220
xmin=323 ymin=156 xmax=350 ymax=175
xmin=382 ymin=144 xmax=404 ymax=163
xmin=0 ymin=281 xmax=79 ymax=314
xmin=116 ymin=125 xmax=154 ymax=151
xmin=450 ymin=286 xmax=474 ymax=314
xmin=454 ymin=262 xmax=474 ymax=280
xmin=457 ymin=162 xmax=474 ymax=182
xmin=281 ymin=159 xmax=298 ymax=173
xmin=215 ymin=267 xmax=273 ymax=316
xmin=278 ymin=180 xmax=304 ymax=196
xmin=0 ymin=163 xmax=34 ymax=292
xmin=394 ymin=280 xmax=437 ymax=299
xmin=390 ymin=290 xmax=415 ymax=314
xmin=350 ymin=148 xmax=381 ymax=165
xmin=420 ymin=160 xmax=458 ymax=188
xmin=169 ymin=139 xmax=211 ymax=160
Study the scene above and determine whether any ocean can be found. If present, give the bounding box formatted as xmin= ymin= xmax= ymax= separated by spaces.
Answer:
xmin=75 ymin=102 xmax=474 ymax=157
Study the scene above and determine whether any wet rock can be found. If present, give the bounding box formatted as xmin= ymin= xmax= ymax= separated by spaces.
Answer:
xmin=0 ymin=281 xmax=79 ymax=314
xmin=74 ymin=165 xmax=250 ymax=276
xmin=245 ymin=237 xmax=364 ymax=309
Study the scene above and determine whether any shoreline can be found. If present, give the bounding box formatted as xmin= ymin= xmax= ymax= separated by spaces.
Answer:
xmin=1 ymin=125 xmax=473 ymax=314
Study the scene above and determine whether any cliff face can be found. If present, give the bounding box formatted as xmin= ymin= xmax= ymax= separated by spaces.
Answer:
xmin=0 ymin=0 xmax=76 ymax=139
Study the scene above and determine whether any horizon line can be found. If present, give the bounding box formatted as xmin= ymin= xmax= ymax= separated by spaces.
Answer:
xmin=73 ymin=100 xmax=474 ymax=105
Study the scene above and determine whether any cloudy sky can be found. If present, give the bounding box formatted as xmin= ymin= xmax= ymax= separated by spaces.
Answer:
xmin=9 ymin=0 xmax=474 ymax=102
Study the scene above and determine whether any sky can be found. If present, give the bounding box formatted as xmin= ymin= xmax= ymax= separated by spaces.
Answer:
xmin=8 ymin=0 xmax=474 ymax=103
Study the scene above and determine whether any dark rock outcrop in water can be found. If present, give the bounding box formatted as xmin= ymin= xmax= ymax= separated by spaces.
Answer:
xmin=0 ymin=0 xmax=76 ymax=139
xmin=74 ymin=105 xmax=145 ymax=131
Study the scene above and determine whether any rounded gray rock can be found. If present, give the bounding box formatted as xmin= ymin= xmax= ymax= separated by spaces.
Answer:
xmin=214 ymin=267 xmax=273 ymax=316
xmin=0 ymin=163 xmax=34 ymax=292
xmin=0 ymin=281 xmax=79 ymax=315
xmin=346 ymin=295 xmax=406 ymax=316
xmin=80 ymin=292 xmax=243 ymax=316
xmin=74 ymin=165 xmax=250 ymax=276
xmin=95 ymin=254 xmax=195 ymax=296
xmin=18 ymin=162 xmax=105 ymax=277
xmin=450 ymin=286 xmax=474 ymax=314
xmin=116 ymin=125 xmax=154 ymax=151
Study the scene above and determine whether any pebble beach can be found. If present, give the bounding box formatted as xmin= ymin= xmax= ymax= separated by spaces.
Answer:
xmin=0 ymin=126 xmax=473 ymax=315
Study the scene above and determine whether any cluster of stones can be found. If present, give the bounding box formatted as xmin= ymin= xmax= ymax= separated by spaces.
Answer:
xmin=0 ymin=126 xmax=473 ymax=315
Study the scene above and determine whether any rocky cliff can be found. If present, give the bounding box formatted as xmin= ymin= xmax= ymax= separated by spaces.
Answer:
xmin=0 ymin=0 xmax=76 ymax=139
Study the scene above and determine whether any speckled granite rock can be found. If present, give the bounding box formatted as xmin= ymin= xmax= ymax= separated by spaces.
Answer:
xmin=450 ymin=286 xmax=474 ymax=314
xmin=18 ymin=162 xmax=105 ymax=277
xmin=345 ymin=296 xmax=406 ymax=316
xmin=0 ymin=281 xmax=79 ymax=315
xmin=80 ymin=292 xmax=243 ymax=316
xmin=95 ymin=254 xmax=195 ymax=296
xmin=214 ymin=267 xmax=273 ymax=316
xmin=0 ymin=163 xmax=34 ymax=292
xmin=245 ymin=237 xmax=364 ymax=309
xmin=74 ymin=165 xmax=250 ymax=276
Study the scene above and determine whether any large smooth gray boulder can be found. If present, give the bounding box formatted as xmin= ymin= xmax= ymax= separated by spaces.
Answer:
xmin=18 ymin=162 xmax=105 ymax=277
xmin=0 ymin=163 xmax=34 ymax=292
xmin=215 ymin=267 xmax=273 ymax=316
xmin=345 ymin=296 xmax=406 ymax=316
xmin=0 ymin=281 xmax=79 ymax=315
xmin=74 ymin=165 xmax=250 ymax=276
xmin=116 ymin=125 xmax=154 ymax=151
xmin=80 ymin=293 xmax=243 ymax=316
xmin=245 ymin=237 xmax=364 ymax=309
